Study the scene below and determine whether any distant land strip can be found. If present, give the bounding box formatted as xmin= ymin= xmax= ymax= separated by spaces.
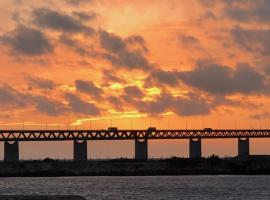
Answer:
xmin=0 ymin=156 xmax=270 ymax=177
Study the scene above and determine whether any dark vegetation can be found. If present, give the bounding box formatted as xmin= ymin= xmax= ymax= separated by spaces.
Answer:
xmin=0 ymin=155 xmax=270 ymax=177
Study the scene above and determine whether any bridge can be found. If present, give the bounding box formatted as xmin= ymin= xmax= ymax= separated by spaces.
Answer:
xmin=1 ymin=127 xmax=270 ymax=162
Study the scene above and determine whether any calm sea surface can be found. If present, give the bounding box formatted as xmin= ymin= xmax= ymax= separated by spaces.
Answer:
xmin=0 ymin=176 xmax=269 ymax=200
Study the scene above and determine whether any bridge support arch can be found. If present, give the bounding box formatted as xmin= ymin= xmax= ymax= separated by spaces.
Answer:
xmin=238 ymin=138 xmax=249 ymax=157
xmin=135 ymin=139 xmax=148 ymax=160
xmin=189 ymin=138 xmax=201 ymax=158
xmin=4 ymin=141 xmax=19 ymax=162
xmin=73 ymin=140 xmax=87 ymax=162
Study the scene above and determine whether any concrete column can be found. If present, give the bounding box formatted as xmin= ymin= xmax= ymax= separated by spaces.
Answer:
xmin=189 ymin=138 xmax=201 ymax=158
xmin=135 ymin=139 xmax=148 ymax=160
xmin=134 ymin=127 xmax=155 ymax=160
xmin=73 ymin=140 xmax=87 ymax=162
xmin=4 ymin=141 xmax=19 ymax=162
xmin=238 ymin=138 xmax=249 ymax=157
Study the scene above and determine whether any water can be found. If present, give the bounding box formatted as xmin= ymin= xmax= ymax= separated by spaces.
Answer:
xmin=0 ymin=176 xmax=269 ymax=200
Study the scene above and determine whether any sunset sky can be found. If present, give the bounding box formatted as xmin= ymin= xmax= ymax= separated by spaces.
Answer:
xmin=0 ymin=0 xmax=269 ymax=159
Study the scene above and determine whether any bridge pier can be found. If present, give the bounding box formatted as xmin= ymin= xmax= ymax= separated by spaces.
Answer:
xmin=4 ymin=141 xmax=19 ymax=162
xmin=135 ymin=139 xmax=148 ymax=160
xmin=189 ymin=138 xmax=201 ymax=158
xmin=238 ymin=138 xmax=249 ymax=157
xmin=134 ymin=127 xmax=154 ymax=160
xmin=73 ymin=140 xmax=87 ymax=162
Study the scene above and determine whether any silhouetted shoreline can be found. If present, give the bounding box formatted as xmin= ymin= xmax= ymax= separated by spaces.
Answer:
xmin=0 ymin=155 xmax=270 ymax=177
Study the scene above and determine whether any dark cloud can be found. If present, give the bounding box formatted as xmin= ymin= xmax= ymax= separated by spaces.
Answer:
xmin=107 ymin=96 xmax=123 ymax=111
xmin=65 ymin=0 xmax=92 ymax=5
xmin=65 ymin=93 xmax=100 ymax=115
xmin=211 ymin=95 xmax=241 ymax=107
xmin=75 ymin=80 xmax=103 ymax=100
xmin=178 ymin=34 xmax=201 ymax=47
xmin=99 ymin=31 xmax=125 ymax=52
xmin=102 ymin=69 xmax=126 ymax=84
xmin=59 ymin=34 xmax=91 ymax=56
xmin=137 ymin=92 xmax=211 ymax=116
xmin=12 ymin=0 xmax=23 ymax=4
xmin=198 ymin=0 xmax=270 ymax=25
xmin=72 ymin=11 xmax=96 ymax=21
xmin=146 ymin=69 xmax=180 ymax=87
xmin=179 ymin=62 xmax=265 ymax=95
xmin=33 ymin=96 xmax=66 ymax=116
xmin=58 ymin=28 xmax=151 ymax=71
xmin=0 ymin=84 xmax=29 ymax=107
xmin=26 ymin=76 xmax=55 ymax=90
xmin=0 ymin=84 xmax=66 ymax=116
xmin=58 ymin=29 xmax=152 ymax=71
xmin=225 ymin=0 xmax=270 ymax=23
xmin=125 ymin=35 xmax=148 ymax=53
xmin=171 ymin=93 xmax=211 ymax=116
xmin=32 ymin=7 xmax=94 ymax=34
xmin=117 ymin=85 xmax=211 ymax=116
xmin=200 ymin=11 xmax=218 ymax=20
xmin=231 ymin=26 xmax=270 ymax=57
xmin=262 ymin=63 xmax=270 ymax=76
xmin=138 ymin=93 xmax=172 ymax=115
xmin=99 ymin=31 xmax=152 ymax=70
xmin=0 ymin=84 xmax=103 ymax=116
xmin=0 ymin=25 xmax=53 ymax=56
xmin=198 ymin=0 xmax=218 ymax=7
xmin=126 ymin=35 xmax=146 ymax=45
xmin=118 ymin=84 xmax=258 ymax=117
xmin=122 ymin=85 xmax=144 ymax=103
